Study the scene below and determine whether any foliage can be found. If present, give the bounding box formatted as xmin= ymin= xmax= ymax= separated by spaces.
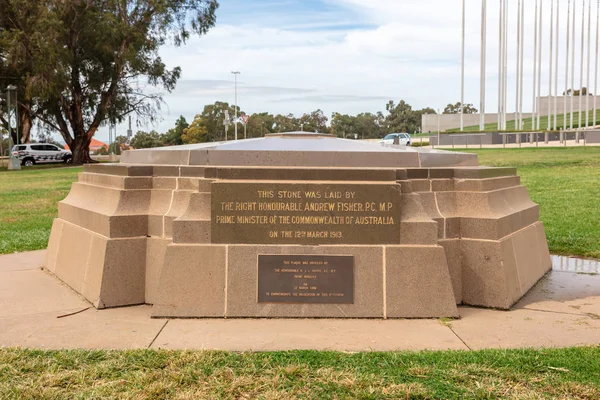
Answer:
xmin=1 ymin=347 xmax=600 ymax=398
xmin=198 ymin=102 xmax=238 ymax=142
xmin=181 ymin=115 xmax=209 ymax=144
xmin=330 ymin=112 xmax=356 ymax=138
xmin=108 ymin=142 xmax=122 ymax=155
xmin=444 ymin=102 xmax=478 ymax=114
xmin=383 ymin=100 xmax=433 ymax=134
xmin=563 ymin=87 xmax=593 ymax=96
xmin=130 ymin=130 xmax=164 ymax=149
xmin=246 ymin=112 xmax=275 ymax=138
xmin=94 ymin=147 xmax=108 ymax=155
xmin=162 ymin=116 xmax=189 ymax=146
xmin=0 ymin=0 xmax=218 ymax=164
xmin=273 ymin=113 xmax=299 ymax=133
xmin=299 ymin=109 xmax=329 ymax=133
xmin=331 ymin=112 xmax=383 ymax=139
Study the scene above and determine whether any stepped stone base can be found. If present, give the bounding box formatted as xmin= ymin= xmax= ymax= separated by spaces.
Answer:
xmin=46 ymin=134 xmax=551 ymax=318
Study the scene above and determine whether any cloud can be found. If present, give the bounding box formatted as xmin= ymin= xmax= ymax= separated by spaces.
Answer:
xmin=170 ymin=79 xmax=315 ymax=97
xmin=276 ymin=94 xmax=391 ymax=103
xmin=86 ymin=0 xmax=583 ymax=143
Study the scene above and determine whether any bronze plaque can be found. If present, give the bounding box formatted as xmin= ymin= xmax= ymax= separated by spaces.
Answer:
xmin=211 ymin=182 xmax=401 ymax=244
xmin=258 ymin=255 xmax=354 ymax=304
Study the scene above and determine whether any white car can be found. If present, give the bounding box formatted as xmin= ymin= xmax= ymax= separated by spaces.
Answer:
xmin=12 ymin=143 xmax=72 ymax=166
xmin=379 ymin=133 xmax=411 ymax=146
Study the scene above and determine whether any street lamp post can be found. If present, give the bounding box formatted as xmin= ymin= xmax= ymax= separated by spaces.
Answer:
xmin=6 ymin=85 xmax=20 ymax=170
xmin=231 ymin=71 xmax=240 ymax=140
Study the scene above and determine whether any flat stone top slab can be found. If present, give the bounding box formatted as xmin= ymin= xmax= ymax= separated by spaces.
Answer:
xmin=120 ymin=132 xmax=478 ymax=168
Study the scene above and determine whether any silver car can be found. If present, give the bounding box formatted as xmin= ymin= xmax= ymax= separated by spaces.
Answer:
xmin=12 ymin=143 xmax=72 ymax=166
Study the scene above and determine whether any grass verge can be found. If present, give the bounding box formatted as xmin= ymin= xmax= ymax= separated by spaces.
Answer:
xmin=1 ymin=347 xmax=599 ymax=399
xmin=448 ymin=109 xmax=600 ymax=132
xmin=0 ymin=166 xmax=81 ymax=254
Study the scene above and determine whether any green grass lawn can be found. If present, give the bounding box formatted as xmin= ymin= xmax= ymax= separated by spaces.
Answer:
xmin=1 ymin=347 xmax=599 ymax=399
xmin=0 ymin=165 xmax=81 ymax=254
xmin=448 ymin=109 xmax=600 ymax=132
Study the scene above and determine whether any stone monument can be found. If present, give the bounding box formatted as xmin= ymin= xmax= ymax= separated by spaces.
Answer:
xmin=45 ymin=132 xmax=551 ymax=318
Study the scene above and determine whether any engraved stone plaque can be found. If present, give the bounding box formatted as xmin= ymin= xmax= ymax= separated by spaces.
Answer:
xmin=211 ymin=182 xmax=401 ymax=244
xmin=258 ymin=255 xmax=354 ymax=304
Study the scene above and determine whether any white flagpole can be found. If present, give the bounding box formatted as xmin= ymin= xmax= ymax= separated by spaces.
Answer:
xmin=499 ymin=0 xmax=504 ymax=131
xmin=538 ymin=0 xmax=544 ymax=130
xmin=595 ymin=0 xmax=599 ymax=128
xmin=461 ymin=0 xmax=465 ymax=131
xmin=580 ymin=0 xmax=586 ymax=129
xmin=504 ymin=0 xmax=509 ymax=130
xmin=572 ymin=0 xmax=577 ymax=130
xmin=566 ymin=0 xmax=572 ymax=130
xmin=586 ymin=0 xmax=592 ymax=128
xmin=480 ymin=0 xmax=487 ymax=131
xmin=519 ymin=0 xmax=525 ymax=130
xmin=533 ymin=0 xmax=539 ymax=131
xmin=549 ymin=0 xmax=555 ymax=130
xmin=554 ymin=0 xmax=560 ymax=130
xmin=516 ymin=0 xmax=521 ymax=129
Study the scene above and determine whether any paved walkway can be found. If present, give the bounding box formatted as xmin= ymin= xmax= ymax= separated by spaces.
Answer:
xmin=1 ymin=250 xmax=599 ymax=351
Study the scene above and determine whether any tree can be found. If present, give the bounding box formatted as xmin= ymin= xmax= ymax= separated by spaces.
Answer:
xmin=115 ymin=135 xmax=129 ymax=146
xmin=355 ymin=112 xmax=383 ymax=139
xmin=0 ymin=0 xmax=39 ymax=144
xmin=246 ymin=112 xmax=275 ymax=138
xmin=384 ymin=100 xmax=420 ymax=133
xmin=130 ymin=130 xmax=163 ymax=149
xmin=330 ymin=113 xmax=356 ymax=138
xmin=1 ymin=0 xmax=218 ymax=164
xmin=198 ymin=101 xmax=238 ymax=141
xmin=181 ymin=115 xmax=209 ymax=144
xmin=299 ymin=109 xmax=329 ymax=133
xmin=563 ymin=87 xmax=593 ymax=96
xmin=162 ymin=116 xmax=189 ymax=146
xmin=273 ymin=114 xmax=299 ymax=133
xmin=443 ymin=102 xmax=478 ymax=114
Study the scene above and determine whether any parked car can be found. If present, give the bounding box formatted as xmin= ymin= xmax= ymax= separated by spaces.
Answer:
xmin=379 ymin=133 xmax=411 ymax=146
xmin=12 ymin=143 xmax=72 ymax=166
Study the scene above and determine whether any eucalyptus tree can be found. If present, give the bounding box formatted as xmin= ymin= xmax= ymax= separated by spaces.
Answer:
xmin=1 ymin=0 xmax=218 ymax=163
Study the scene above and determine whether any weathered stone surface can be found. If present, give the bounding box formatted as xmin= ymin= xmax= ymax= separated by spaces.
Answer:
xmin=385 ymin=246 xmax=459 ymax=318
xmin=46 ymin=133 xmax=550 ymax=318
xmin=225 ymin=245 xmax=384 ymax=318
xmin=152 ymin=245 xmax=227 ymax=317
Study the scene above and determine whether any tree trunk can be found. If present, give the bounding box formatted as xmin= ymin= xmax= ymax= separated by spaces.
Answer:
xmin=70 ymin=133 xmax=94 ymax=164
xmin=19 ymin=109 xmax=32 ymax=144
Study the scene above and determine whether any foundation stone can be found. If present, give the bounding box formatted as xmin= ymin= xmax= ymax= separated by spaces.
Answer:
xmin=46 ymin=132 xmax=551 ymax=318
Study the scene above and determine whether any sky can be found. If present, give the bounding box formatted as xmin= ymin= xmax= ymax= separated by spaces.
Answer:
xmin=82 ymin=0 xmax=598 ymax=143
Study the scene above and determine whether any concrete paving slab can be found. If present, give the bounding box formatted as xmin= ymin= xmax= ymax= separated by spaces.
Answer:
xmin=0 ymin=306 xmax=165 ymax=349
xmin=514 ymin=271 xmax=600 ymax=317
xmin=151 ymin=318 xmax=467 ymax=351
xmin=0 ymin=250 xmax=46 ymax=272
xmin=1 ymin=250 xmax=600 ymax=351
xmin=0 ymin=269 xmax=89 ymax=318
xmin=452 ymin=306 xmax=600 ymax=350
